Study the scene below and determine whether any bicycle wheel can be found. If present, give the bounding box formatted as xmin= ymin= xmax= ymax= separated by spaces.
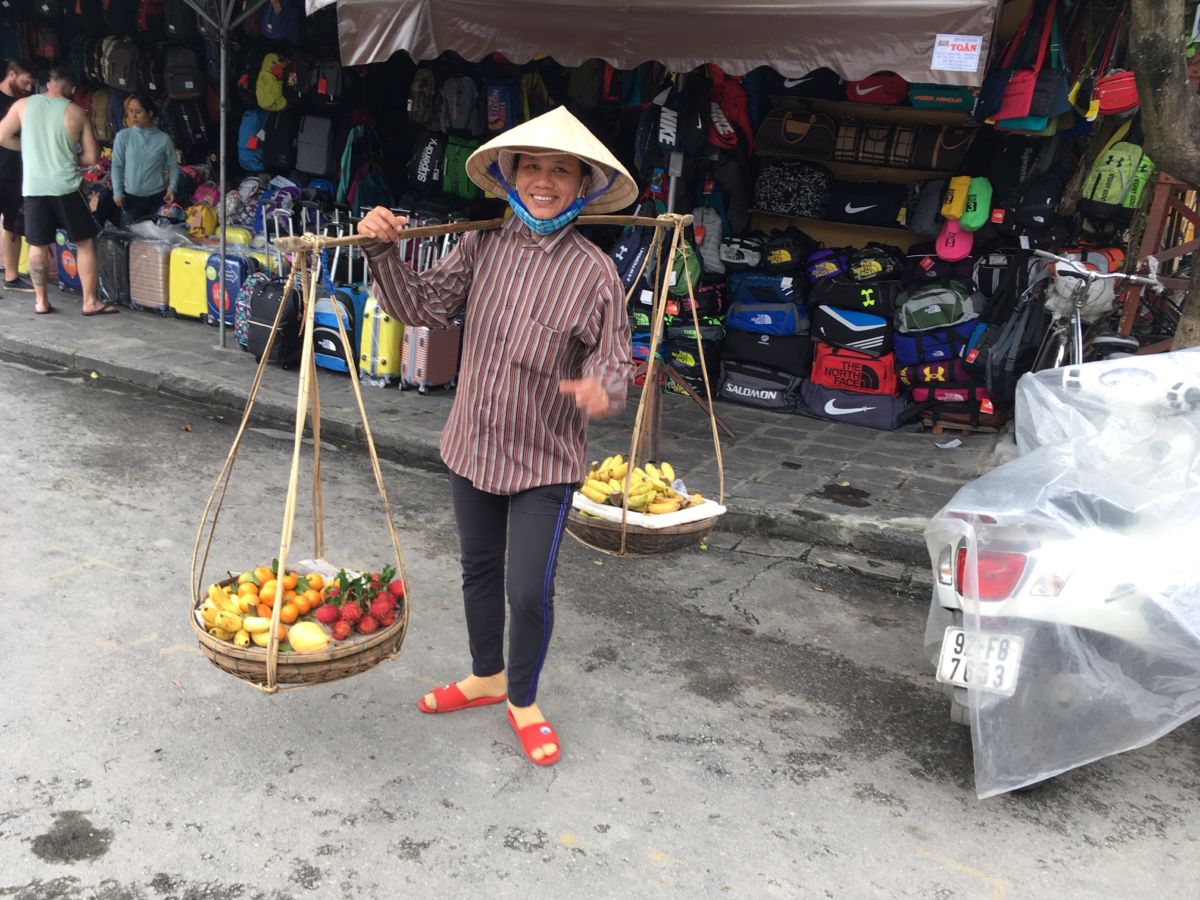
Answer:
xmin=1031 ymin=320 xmax=1071 ymax=372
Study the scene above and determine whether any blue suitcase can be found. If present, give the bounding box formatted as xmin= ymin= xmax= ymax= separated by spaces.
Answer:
xmin=55 ymin=229 xmax=82 ymax=293
xmin=206 ymin=252 xmax=259 ymax=326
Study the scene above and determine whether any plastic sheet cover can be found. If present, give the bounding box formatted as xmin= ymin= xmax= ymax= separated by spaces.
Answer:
xmin=924 ymin=350 xmax=1200 ymax=797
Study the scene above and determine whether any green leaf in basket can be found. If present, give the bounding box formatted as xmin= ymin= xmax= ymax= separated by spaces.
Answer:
xmin=295 ymin=575 xmax=310 ymax=593
xmin=271 ymin=558 xmax=279 ymax=574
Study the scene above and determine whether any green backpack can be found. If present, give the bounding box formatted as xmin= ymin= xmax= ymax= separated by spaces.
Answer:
xmin=1081 ymin=122 xmax=1152 ymax=225
xmin=442 ymin=135 xmax=481 ymax=200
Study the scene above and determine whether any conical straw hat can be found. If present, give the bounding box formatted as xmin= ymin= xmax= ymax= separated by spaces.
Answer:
xmin=466 ymin=107 xmax=638 ymax=215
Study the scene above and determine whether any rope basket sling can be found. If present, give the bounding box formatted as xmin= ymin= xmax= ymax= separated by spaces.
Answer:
xmin=190 ymin=234 xmax=416 ymax=693
xmin=561 ymin=212 xmax=726 ymax=557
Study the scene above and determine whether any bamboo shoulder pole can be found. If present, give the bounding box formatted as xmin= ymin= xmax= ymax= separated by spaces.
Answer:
xmin=273 ymin=214 xmax=693 ymax=254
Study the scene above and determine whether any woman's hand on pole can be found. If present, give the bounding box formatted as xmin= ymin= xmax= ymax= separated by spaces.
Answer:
xmin=559 ymin=377 xmax=613 ymax=419
xmin=357 ymin=207 xmax=408 ymax=243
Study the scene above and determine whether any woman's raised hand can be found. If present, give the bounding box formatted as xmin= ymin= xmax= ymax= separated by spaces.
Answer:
xmin=357 ymin=207 xmax=409 ymax=243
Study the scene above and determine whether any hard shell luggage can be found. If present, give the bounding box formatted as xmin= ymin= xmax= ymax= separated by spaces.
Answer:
xmin=55 ymin=229 xmax=82 ymax=293
xmin=400 ymin=322 xmax=462 ymax=393
xmin=246 ymin=277 xmax=303 ymax=367
xmin=96 ymin=229 xmax=135 ymax=307
xmin=169 ymin=245 xmax=210 ymax=319
xmin=128 ymin=239 xmax=172 ymax=314
xmin=207 ymin=252 xmax=258 ymax=326
xmin=357 ymin=295 xmax=404 ymax=385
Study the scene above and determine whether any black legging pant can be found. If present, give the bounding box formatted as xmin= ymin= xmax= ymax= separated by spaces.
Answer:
xmin=448 ymin=471 xmax=573 ymax=707
xmin=120 ymin=191 xmax=165 ymax=229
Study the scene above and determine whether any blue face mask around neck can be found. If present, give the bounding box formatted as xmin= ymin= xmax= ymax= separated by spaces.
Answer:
xmin=488 ymin=161 xmax=616 ymax=236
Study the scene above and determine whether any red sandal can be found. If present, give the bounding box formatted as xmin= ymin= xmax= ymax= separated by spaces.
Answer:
xmin=507 ymin=709 xmax=561 ymax=766
xmin=417 ymin=682 xmax=507 ymax=714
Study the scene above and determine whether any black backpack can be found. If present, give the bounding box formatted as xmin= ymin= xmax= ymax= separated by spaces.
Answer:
xmin=995 ymin=172 xmax=1069 ymax=249
xmin=262 ymin=110 xmax=299 ymax=173
xmin=407 ymin=130 xmax=448 ymax=194
xmin=247 ymin=277 xmax=303 ymax=369
xmin=163 ymin=0 xmax=196 ymax=39
xmin=164 ymin=47 xmax=203 ymax=100
xmin=161 ymin=99 xmax=208 ymax=161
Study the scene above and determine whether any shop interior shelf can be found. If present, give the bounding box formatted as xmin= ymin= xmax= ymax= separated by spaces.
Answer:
xmin=749 ymin=209 xmax=920 ymax=251
xmin=768 ymin=95 xmax=976 ymax=127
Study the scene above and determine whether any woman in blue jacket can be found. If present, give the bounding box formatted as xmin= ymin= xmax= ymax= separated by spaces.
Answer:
xmin=111 ymin=93 xmax=180 ymax=228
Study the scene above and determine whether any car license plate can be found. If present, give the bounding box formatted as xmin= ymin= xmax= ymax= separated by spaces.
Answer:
xmin=936 ymin=626 xmax=1024 ymax=696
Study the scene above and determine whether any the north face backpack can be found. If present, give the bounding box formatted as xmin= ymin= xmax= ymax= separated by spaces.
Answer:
xmin=847 ymin=243 xmax=904 ymax=282
xmin=811 ymin=342 xmax=899 ymax=396
xmin=667 ymin=241 xmax=702 ymax=299
xmin=895 ymin=281 xmax=979 ymax=334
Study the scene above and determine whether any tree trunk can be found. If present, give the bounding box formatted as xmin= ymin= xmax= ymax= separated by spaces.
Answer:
xmin=1129 ymin=0 xmax=1200 ymax=349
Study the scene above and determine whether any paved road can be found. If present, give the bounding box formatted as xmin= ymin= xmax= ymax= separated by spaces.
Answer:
xmin=2 ymin=357 xmax=1198 ymax=899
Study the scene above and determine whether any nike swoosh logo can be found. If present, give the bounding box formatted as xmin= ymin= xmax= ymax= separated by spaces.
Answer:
xmin=854 ymin=84 xmax=883 ymax=96
xmin=844 ymin=203 xmax=877 ymax=214
xmin=782 ymin=77 xmax=812 ymax=88
xmin=825 ymin=399 xmax=876 ymax=416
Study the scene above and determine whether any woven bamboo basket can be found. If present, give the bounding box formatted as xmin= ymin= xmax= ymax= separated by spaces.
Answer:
xmin=190 ymin=576 xmax=410 ymax=686
xmin=565 ymin=511 xmax=717 ymax=556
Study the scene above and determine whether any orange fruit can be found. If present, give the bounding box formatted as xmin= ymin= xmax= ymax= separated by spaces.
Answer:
xmin=281 ymin=572 xmax=298 ymax=591
xmin=283 ymin=589 xmax=297 ymax=603
xmin=254 ymin=566 xmax=273 ymax=584
xmin=277 ymin=623 xmax=287 ymax=641
xmin=280 ymin=602 xmax=299 ymax=624
xmin=294 ymin=595 xmax=312 ymax=615
xmin=237 ymin=582 xmax=259 ymax=598
xmin=260 ymin=579 xmax=278 ymax=603
xmin=305 ymin=573 xmax=324 ymax=591
xmin=303 ymin=588 xmax=320 ymax=605
xmin=256 ymin=602 xmax=273 ymax=618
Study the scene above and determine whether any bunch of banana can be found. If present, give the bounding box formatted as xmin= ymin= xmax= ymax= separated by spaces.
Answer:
xmin=200 ymin=583 xmax=254 ymax=646
xmin=579 ymin=457 xmax=705 ymax=514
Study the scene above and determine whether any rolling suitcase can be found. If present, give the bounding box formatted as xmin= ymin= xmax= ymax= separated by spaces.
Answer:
xmin=96 ymin=229 xmax=134 ymax=307
xmin=128 ymin=239 xmax=172 ymax=314
xmin=55 ymin=229 xmax=82 ymax=293
xmin=358 ymin=296 xmax=404 ymax=385
xmin=400 ymin=322 xmax=462 ymax=394
xmin=207 ymin=252 xmax=258 ymax=326
xmin=246 ymin=277 xmax=303 ymax=368
xmin=169 ymin=245 xmax=210 ymax=319
xmin=18 ymin=237 xmax=56 ymax=278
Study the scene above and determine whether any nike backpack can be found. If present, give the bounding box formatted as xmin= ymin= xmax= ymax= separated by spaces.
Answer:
xmin=797 ymin=382 xmax=919 ymax=431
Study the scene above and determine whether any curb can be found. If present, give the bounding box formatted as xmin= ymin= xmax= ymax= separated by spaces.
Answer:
xmin=2 ymin=332 xmax=936 ymax=569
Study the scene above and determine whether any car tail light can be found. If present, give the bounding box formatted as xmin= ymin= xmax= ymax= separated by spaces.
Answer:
xmin=955 ymin=547 xmax=1027 ymax=600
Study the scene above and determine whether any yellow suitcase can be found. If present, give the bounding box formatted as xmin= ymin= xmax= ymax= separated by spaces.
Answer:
xmin=169 ymin=246 xmax=210 ymax=319
xmin=358 ymin=296 xmax=404 ymax=385
xmin=18 ymin=237 xmax=57 ymax=278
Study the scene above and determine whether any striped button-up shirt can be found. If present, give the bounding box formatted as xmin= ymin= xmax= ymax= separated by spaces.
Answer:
xmin=364 ymin=216 xmax=631 ymax=495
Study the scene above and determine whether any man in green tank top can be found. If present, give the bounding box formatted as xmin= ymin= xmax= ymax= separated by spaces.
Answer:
xmin=0 ymin=67 xmax=111 ymax=316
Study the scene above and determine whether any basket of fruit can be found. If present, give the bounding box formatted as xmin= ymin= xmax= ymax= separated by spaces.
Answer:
xmin=565 ymin=456 xmax=726 ymax=556
xmin=191 ymin=241 xmax=414 ymax=691
xmin=191 ymin=561 xmax=410 ymax=687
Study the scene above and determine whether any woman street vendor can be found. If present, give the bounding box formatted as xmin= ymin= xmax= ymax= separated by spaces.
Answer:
xmin=357 ymin=107 xmax=637 ymax=766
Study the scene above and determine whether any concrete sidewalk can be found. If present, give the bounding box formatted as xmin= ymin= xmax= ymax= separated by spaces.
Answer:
xmin=0 ymin=285 xmax=1010 ymax=566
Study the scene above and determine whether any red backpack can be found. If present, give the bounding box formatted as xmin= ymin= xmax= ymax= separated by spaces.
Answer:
xmin=706 ymin=65 xmax=754 ymax=154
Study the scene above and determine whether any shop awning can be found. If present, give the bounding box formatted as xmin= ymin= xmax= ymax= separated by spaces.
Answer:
xmin=308 ymin=0 xmax=1003 ymax=86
